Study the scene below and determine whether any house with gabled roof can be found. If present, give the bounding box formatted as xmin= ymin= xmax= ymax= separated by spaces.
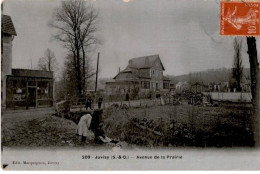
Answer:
xmin=106 ymin=54 xmax=170 ymax=98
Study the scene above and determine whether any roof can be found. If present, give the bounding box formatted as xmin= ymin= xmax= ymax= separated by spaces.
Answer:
xmin=128 ymin=54 xmax=165 ymax=70
xmin=113 ymin=71 xmax=151 ymax=79
xmin=113 ymin=70 xmax=151 ymax=80
xmin=113 ymin=54 xmax=165 ymax=80
xmin=11 ymin=69 xmax=53 ymax=79
xmin=163 ymin=76 xmax=170 ymax=81
xmin=191 ymin=82 xmax=208 ymax=87
xmin=2 ymin=15 xmax=17 ymax=36
xmin=208 ymin=82 xmax=221 ymax=85
xmin=121 ymin=66 xmax=132 ymax=73
xmin=176 ymin=81 xmax=188 ymax=86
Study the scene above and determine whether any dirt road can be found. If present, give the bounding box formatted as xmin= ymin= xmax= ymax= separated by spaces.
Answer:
xmin=2 ymin=108 xmax=92 ymax=148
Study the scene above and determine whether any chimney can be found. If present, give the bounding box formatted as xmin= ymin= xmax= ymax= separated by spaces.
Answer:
xmin=129 ymin=59 xmax=133 ymax=66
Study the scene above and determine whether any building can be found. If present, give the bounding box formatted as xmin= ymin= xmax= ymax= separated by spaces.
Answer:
xmin=190 ymin=82 xmax=208 ymax=93
xmin=1 ymin=14 xmax=54 ymax=109
xmin=175 ymin=81 xmax=189 ymax=93
xmin=169 ymin=82 xmax=175 ymax=91
xmin=6 ymin=69 xmax=53 ymax=108
xmin=106 ymin=55 xmax=170 ymax=98
xmin=2 ymin=15 xmax=17 ymax=108
xmin=208 ymin=82 xmax=228 ymax=92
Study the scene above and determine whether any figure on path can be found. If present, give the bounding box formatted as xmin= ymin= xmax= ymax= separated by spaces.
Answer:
xmin=98 ymin=96 xmax=103 ymax=109
xmin=126 ymin=93 xmax=129 ymax=101
xmin=86 ymin=95 xmax=93 ymax=110
xmin=76 ymin=108 xmax=93 ymax=144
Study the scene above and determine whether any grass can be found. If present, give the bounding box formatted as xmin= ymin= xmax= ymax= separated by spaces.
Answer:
xmin=2 ymin=103 xmax=254 ymax=148
xmin=102 ymin=104 xmax=254 ymax=147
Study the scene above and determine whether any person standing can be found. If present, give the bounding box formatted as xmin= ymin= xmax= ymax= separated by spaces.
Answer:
xmin=125 ymin=93 xmax=129 ymax=101
xmin=86 ymin=95 xmax=93 ymax=110
xmin=76 ymin=109 xmax=92 ymax=143
xmin=98 ymin=96 xmax=103 ymax=109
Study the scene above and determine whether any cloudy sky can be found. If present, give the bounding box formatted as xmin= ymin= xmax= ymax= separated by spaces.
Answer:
xmin=3 ymin=0 xmax=258 ymax=78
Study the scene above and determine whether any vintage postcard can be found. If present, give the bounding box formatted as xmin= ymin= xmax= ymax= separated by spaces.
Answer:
xmin=1 ymin=0 xmax=260 ymax=171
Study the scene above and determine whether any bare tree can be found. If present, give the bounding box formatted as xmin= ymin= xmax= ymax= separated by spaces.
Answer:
xmin=38 ymin=48 xmax=58 ymax=77
xmin=232 ymin=38 xmax=243 ymax=92
xmin=79 ymin=7 xmax=99 ymax=93
xmin=49 ymin=0 xmax=99 ymax=97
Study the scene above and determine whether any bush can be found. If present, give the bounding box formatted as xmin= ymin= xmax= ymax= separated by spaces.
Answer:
xmin=102 ymin=105 xmax=254 ymax=147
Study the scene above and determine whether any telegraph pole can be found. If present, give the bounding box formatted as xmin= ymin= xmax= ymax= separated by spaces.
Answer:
xmin=95 ymin=52 xmax=100 ymax=93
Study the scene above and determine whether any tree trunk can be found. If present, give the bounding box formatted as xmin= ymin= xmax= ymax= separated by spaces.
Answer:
xmin=247 ymin=37 xmax=260 ymax=146
xmin=237 ymin=77 xmax=241 ymax=92
xmin=82 ymin=46 xmax=86 ymax=95
xmin=76 ymin=47 xmax=82 ymax=97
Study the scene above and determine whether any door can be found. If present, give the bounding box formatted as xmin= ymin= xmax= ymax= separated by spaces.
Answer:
xmin=28 ymin=87 xmax=36 ymax=107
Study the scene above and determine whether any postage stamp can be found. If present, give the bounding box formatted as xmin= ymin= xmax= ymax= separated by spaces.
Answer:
xmin=220 ymin=0 xmax=260 ymax=36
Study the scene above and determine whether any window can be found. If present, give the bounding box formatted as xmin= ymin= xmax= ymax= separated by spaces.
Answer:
xmin=12 ymin=80 xmax=26 ymax=101
xmin=151 ymin=69 xmax=155 ymax=78
xmin=37 ymin=81 xmax=49 ymax=99
xmin=142 ymin=81 xmax=150 ymax=89
xmin=163 ymin=82 xmax=169 ymax=89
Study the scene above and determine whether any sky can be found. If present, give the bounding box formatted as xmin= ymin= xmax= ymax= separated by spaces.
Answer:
xmin=3 ymin=0 xmax=259 ymax=78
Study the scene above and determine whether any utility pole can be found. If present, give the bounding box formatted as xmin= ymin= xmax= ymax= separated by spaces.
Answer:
xmin=95 ymin=52 xmax=100 ymax=93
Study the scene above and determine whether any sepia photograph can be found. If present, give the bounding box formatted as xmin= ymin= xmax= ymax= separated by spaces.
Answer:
xmin=1 ymin=0 xmax=260 ymax=170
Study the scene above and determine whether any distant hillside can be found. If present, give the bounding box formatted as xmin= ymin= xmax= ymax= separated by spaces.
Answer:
xmin=167 ymin=68 xmax=250 ymax=84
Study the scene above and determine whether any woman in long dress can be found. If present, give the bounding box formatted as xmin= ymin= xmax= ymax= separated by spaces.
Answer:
xmin=76 ymin=111 xmax=92 ymax=143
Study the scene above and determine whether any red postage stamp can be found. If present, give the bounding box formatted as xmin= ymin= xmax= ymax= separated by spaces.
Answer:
xmin=220 ymin=0 xmax=260 ymax=36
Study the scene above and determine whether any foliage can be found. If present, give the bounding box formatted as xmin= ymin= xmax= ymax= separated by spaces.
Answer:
xmin=232 ymin=37 xmax=243 ymax=92
xmin=130 ymin=86 xmax=140 ymax=100
xmin=102 ymin=105 xmax=254 ymax=147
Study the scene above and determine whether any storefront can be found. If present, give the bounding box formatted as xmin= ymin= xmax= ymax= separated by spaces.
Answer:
xmin=6 ymin=69 xmax=54 ymax=109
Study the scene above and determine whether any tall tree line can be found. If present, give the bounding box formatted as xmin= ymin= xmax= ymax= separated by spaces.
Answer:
xmin=232 ymin=38 xmax=243 ymax=92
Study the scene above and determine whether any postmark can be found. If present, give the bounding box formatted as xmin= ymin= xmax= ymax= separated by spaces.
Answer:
xmin=220 ymin=0 xmax=260 ymax=36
